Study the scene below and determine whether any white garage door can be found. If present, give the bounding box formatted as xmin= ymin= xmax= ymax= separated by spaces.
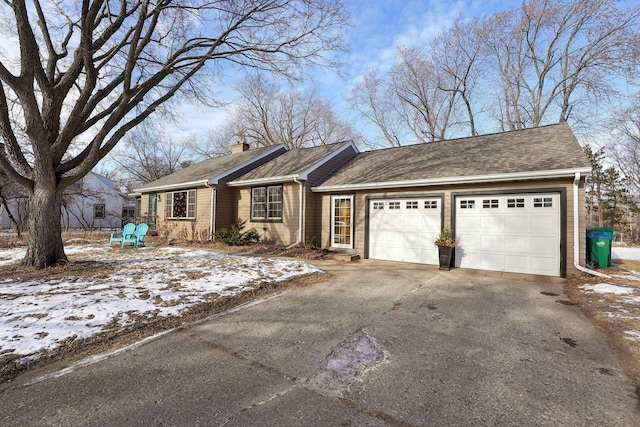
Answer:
xmin=455 ymin=194 xmax=561 ymax=276
xmin=369 ymin=198 xmax=442 ymax=264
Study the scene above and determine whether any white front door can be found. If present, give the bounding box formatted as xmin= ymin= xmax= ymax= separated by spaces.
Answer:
xmin=455 ymin=194 xmax=561 ymax=276
xmin=331 ymin=195 xmax=353 ymax=249
xmin=368 ymin=197 xmax=442 ymax=264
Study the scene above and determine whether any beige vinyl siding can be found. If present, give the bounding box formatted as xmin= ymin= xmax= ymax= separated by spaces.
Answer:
xmin=143 ymin=186 xmax=213 ymax=240
xmin=318 ymin=178 xmax=586 ymax=276
xmin=239 ymin=182 xmax=301 ymax=245
xmin=214 ymin=184 xmax=237 ymax=231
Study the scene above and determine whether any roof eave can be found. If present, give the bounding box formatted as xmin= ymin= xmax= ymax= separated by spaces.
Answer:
xmin=133 ymin=144 xmax=289 ymax=192
xmin=311 ymin=167 xmax=593 ymax=192
xmin=208 ymin=143 xmax=289 ymax=184
xmin=298 ymin=141 xmax=359 ymax=180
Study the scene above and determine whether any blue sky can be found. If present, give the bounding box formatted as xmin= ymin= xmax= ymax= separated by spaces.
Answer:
xmin=174 ymin=0 xmax=513 ymax=143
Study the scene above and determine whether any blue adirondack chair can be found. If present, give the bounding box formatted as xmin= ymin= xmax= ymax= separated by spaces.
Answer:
xmin=109 ymin=223 xmax=136 ymax=247
xmin=122 ymin=223 xmax=149 ymax=248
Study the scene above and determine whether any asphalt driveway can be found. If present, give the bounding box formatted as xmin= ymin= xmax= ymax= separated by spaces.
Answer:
xmin=0 ymin=259 xmax=638 ymax=426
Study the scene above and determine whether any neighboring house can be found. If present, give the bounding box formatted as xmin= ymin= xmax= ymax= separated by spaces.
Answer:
xmin=136 ymin=123 xmax=591 ymax=278
xmin=133 ymin=143 xmax=288 ymax=239
xmin=1 ymin=172 xmax=130 ymax=231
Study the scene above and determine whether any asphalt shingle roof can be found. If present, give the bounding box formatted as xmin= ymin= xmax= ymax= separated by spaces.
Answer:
xmin=318 ymin=123 xmax=590 ymax=187
xmin=232 ymin=141 xmax=353 ymax=182
xmin=136 ymin=145 xmax=283 ymax=191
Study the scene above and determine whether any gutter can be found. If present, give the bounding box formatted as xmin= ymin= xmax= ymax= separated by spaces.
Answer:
xmin=312 ymin=167 xmax=592 ymax=192
xmin=204 ymin=182 xmax=216 ymax=240
xmin=287 ymin=178 xmax=304 ymax=249
xmin=228 ymin=175 xmax=299 ymax=187
xmin=134 ymin=180 xmax=210 ymax=193
xmin=573 ymin=172 xmax=610 ymax=278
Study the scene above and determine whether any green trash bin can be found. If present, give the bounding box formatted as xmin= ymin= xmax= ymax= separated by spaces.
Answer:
xmin=586 ymin=231 xmax=612 ymax=268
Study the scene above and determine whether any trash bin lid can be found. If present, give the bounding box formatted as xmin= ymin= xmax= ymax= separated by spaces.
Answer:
xmin=587 ymin=232 xmax=609 ymax=238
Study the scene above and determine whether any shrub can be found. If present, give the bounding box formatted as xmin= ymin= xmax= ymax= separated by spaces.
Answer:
xmin=214 ymin=218 xmax=260 ymax=246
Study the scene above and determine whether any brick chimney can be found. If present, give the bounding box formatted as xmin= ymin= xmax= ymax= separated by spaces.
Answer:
xmin=231 ymin=136 xmax=250 ymax=154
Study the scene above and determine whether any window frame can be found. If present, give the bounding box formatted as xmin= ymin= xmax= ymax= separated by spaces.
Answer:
xmin=165 ymin=189 xmax=197 ymax=219
xmin=93 ymin=203 xmax=105 ymax=219
xmin=331 ymin=195 xmax=354 ymax=249
xmin=250 ymin=185 xmax=283 ymax=222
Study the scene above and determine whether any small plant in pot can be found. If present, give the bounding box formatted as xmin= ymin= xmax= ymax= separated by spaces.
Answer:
xmin=434 ymin=228 xmax=456 ymax=271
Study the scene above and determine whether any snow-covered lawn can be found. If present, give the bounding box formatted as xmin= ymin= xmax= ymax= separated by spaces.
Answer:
xmin=0 ymin=246 xmax=321 ymax=365
xmin=579 ymin=282 xmax=640 ymax=343
xmin=612 ymin=247 xmax=640 ymax=261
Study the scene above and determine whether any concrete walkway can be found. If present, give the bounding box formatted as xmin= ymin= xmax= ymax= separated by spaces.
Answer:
xmin=1 ymin=260 xmax=638 ymax=426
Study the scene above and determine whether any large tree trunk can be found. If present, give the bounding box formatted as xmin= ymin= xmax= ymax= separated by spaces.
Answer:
xmin=22 ymin=181 xmax=66 ymax=268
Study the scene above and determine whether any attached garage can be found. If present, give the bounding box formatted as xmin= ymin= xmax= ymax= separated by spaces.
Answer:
xmin=455 ymin=193 xmax=562 ymax=276
xmin=314 ymin=124 xmax=593 ymax=277
xmin=368 ymin=197 xmax=442 ymax=264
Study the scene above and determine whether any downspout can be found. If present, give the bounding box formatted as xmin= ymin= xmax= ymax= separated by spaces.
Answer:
xmin=287 ymin=178 xmax=304 ymax=249
xmin=573 ymin=172 xmax=610 ymax=278
xmin=205 ymin=182 xmax=216 ymax=240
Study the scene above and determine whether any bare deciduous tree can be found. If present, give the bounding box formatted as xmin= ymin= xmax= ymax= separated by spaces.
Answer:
xmin=109 ymin=120 xmax=192 ymax=190
xmin=610 ymin=99 xmax=640 ymax=194
xmin=485 ymin=0 xmax=640 ymax=130
xmin=349 ymin=0 xmax=640 ymax=146
xmin=233 ymin=74 xmax=359 ymax=149
xmin=347 ymin=18 xmax=484 ymax=146
xmin=0 ymin=0 xmax=348 ymax=267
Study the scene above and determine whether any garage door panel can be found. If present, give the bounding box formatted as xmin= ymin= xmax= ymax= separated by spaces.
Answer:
xmin=369 ymin=198 xmax=441 ymax=265
xmin=531 ymin=215 xmax=557 ymax=229
xmin=504 ymin=215 xmax=530 ymax=232
xmin=480 ymin=234 xmax=504 ymax=250
xmin=480 ymin=253 xmax=503 ymax=270
xmin=505 ymin=235 xmax=531 ymax=252
xmin=456 ymin=194 xmax=560 ymax=277
xmin=480 ymin=215 xmax=504 ymax=233
xmin=504 ymin=254 xmax=530 ymax=273
xmin=457 ymin=219 xmax=480 ymax=233
xmin=531 ymin=235 xmax=557 ymax=252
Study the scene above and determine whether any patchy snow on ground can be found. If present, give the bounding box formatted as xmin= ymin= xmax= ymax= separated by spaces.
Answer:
xmin=612 ymin=247 xmax=640 ymax=261
xmin=624 ymin=331 xmax=640 ymax=342
xmin=0 ymin=246 xmax=321 ymax=364
xmin=580 ymin=283 xmax=636 ymax=295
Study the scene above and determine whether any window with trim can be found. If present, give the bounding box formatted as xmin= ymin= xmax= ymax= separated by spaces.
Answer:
xmin=94 ymin=203 xmax=105 ymax=219
xmin=251 ymin=185 xmax=283 ymax=221
xmin=165 ymin=189 xmax=197 ymax=219
xmin=534 ymin=197 xmax=553 ymax=208
xmin=372 ymin=201 xmax=384 ymax=210
xmin=460 ymin=200 xmax=475 ymax=209
xmin=424 ymin=200 xmax=438 ymax=209
xmin=389 ymin=201 xmax=401 ymax=210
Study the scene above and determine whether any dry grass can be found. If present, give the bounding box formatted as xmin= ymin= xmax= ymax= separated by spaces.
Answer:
xmin=0 ymin=233 xmax=332 ymax=383
xmin=564 ymin=260 xmax=640 ymax=385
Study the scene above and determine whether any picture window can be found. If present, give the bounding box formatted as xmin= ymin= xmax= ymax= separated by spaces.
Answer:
xmin=165 ymin=189 xmax=197 ymax=219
